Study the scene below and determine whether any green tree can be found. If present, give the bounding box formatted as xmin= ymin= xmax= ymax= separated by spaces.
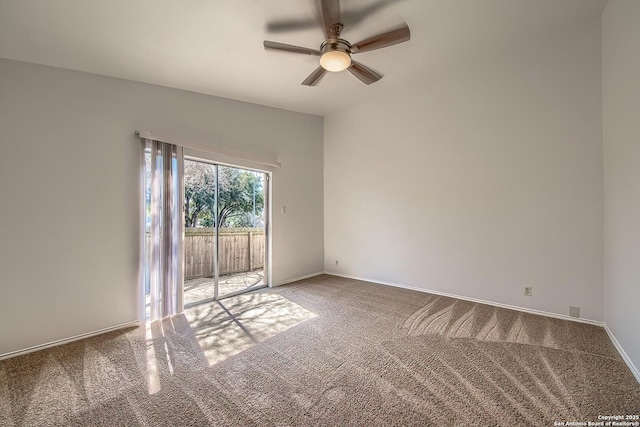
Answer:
xmin=184 ymin=162 xmax=216 ymax=227
xmin=184 ymin=162 xmax=264 ymax=228
xmin=217 ymin=166 xmax=264 ymax=227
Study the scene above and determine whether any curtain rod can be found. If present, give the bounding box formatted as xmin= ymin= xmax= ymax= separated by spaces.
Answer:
xmin=134 ymin=130 xmax=281 ymax=168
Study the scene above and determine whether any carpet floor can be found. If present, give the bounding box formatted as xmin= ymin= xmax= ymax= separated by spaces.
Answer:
xmin=1 ymin=274 xmax=638 ymax=426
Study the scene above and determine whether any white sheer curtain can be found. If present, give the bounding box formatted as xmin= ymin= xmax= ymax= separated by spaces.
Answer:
xmin=141 ymin=137 xmax=184 ymax=321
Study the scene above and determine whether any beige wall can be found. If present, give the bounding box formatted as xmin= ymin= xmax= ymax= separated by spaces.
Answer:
xmin=324 ymin=19 xmax=604 ymax=321
xmin=0 ymin=59 xmax=324 ymax=356
xmin=602 ymin=0 xmax=640 ymax=377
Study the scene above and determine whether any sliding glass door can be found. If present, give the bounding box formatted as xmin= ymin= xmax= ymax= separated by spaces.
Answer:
xmin=183 ymin=160 xmax=218 ymax=305
xmin=183 ymin=159 xmax=268 ymax=307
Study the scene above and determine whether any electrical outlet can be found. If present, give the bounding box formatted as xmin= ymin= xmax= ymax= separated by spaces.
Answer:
xmin=335 ymin=260 xmax=339 ymax=266
xmin=281 ymin=205 xmax=287 ymax=215
xmin=524 ymin=287 xmax=533 ymax=296
xmin=569 ymin=306 xmax=580 ymax=318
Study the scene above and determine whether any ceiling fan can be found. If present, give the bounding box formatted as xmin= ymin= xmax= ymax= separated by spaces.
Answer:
xmin=263 ymin=0 xmax=411 ymax=86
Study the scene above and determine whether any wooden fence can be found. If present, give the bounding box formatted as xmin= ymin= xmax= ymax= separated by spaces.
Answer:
xmin=184 ymin=227 xmax=265 ymax=279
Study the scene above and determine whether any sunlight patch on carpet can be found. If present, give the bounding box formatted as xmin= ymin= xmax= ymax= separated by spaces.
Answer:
xmin=185 ymin=293 xmax=316 ymax=366
xmin=145 ymin=322 xmax=161 ymax=395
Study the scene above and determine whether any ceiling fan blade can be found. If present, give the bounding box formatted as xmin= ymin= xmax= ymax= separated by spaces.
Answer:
xmin=350 ymin=23 xmax=411 ymax=54
xmin=263 ymin=41 xmax=320 ymax=56
xmin=266 ymin=17 xmax=318 ymax=33
xmin=320 ymin=0 xmax=341 ymax=38
xmin=348 ymin=61 xmax=383 ymax=85
xmin=302 ymin=66 xmax=328 ymax=86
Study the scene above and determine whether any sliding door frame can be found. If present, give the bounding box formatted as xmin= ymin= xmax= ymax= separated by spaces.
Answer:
xmin=183 ymin=154 xmax=271 ymax=306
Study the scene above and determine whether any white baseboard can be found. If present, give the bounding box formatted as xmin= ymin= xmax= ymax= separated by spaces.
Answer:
xmin=324 ymin=271 xmax=604 ymax=326
xmin=0 ymin=321 xmax=140 ymax=361
xmin=604 ymin=325 xmax=640 ymax=384
xmin=274 ymin=271 xmax=325 ymax=287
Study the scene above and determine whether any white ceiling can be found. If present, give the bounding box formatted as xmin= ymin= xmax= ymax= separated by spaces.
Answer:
xmin=0 ymin=0 xmax=607 ymax=116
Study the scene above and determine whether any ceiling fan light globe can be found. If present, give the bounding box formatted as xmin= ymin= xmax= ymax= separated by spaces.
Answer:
xmin=320 ymin=50 xmax=351 ymax=72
